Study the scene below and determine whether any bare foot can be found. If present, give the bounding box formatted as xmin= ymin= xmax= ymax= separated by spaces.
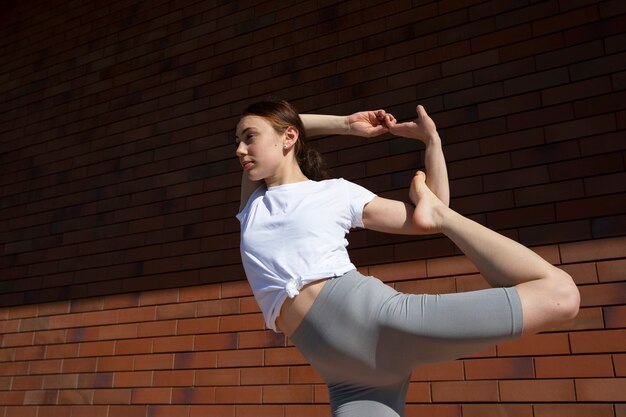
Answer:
xmin=409 ymin=171 xmax=447 ymax=234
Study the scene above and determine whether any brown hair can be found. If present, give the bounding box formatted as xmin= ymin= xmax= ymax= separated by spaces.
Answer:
xmin=242 ymin=100 xmax=328 ymax=181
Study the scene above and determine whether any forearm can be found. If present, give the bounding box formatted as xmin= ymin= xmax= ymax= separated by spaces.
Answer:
xmin=300 ymin=114 xmax=349 ymax=137
xmin=423 ymin=134 xmax=450 ymax=206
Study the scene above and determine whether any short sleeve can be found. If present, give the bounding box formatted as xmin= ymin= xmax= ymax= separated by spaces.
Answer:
xmin=342 ymin=179 xmax=376 ymax=228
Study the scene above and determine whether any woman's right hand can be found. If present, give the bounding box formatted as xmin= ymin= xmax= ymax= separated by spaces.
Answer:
xmin=346 ymin=110 xmax=393 ymax=137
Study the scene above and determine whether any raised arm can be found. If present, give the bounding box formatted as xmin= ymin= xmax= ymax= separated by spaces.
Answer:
xmin=384 ymin=105 xmax=449 ymax=206
xmin=239 ymin=172 xmax=262 ymax=212
xmin=363 ymin=105 xmax=450 ymax=235
xmin=301 ymin=110 xmax=389 ymax=138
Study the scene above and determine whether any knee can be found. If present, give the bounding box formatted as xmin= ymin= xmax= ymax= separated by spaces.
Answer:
xmin=549 ymin=268 xmax=580 ymax=322
xmin=518 ymin=268 xmax=580 ymax=334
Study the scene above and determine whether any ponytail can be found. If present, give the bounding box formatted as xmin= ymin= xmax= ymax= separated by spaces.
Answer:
xmin=297 ymin=143 xmax=328 ymax=181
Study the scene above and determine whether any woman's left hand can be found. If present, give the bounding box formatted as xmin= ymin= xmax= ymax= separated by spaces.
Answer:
xmin=384 ymin=105 xmax=439 ymax=144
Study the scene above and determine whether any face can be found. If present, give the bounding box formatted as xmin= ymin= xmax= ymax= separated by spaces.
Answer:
xmin=235 ymin=115 xmax=286 ymax=182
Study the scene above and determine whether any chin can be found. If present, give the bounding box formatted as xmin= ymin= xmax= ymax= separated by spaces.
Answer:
xmin=247 ymin=172 xmax=265 ymax=182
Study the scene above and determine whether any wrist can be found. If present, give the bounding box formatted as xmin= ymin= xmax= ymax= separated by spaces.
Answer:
xmin=422 ymin=132 xmax=441 ymax=146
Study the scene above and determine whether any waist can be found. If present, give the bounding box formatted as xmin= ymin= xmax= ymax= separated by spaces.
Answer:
xmin=275 ymin=278 xmax=330 ymax=337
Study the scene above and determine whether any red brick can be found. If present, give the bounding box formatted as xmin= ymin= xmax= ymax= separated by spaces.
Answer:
xmin=218 ymin=314 xmax=265 ymax=332
xmin=195 ymin=369 xmax=239 ymax=386
xmin=454 ymin=190 xmax=516 ymax=214
xmin=462 ymin=404 xmax=532 ymax=417
xmin=78 ymin=341 xmax=115 ymax=357
xmin=43 ymin=374 xmax=78 ymax=389
xmin=411 ymin=360 xmax=464 ymax=382
xmin=217 ymin=349 xmax=264 ymax=368
xmin=605 ymin=306 xmax=626 ymax=328
xmin=156 ymin=303 xmax=196 ymax=320
xmin=239 ymin=367 xmax=288 ymax=386
xmin=533 ymin=5 xmax=600 ymax=36
xmin=471 ymin=24 xmax=532 ymax=52
xmin=503 ymin=31 xmax=565 ymax=62
xmin=238 ymin=330 xmax=286 ymax=349
xmin=145 ymin=405 xmax=190 ymax=417
xmin=465 ymin=357 xmax=534 ymax=380
xmin=560 ymin=236 xmax=626 ymax=263
xmin=92 ymin=388 xmax=132 ymax=405
xmin=194 ymin=333 xmax=237 ymax=351
xmin=133 ymin=353 xmax=174 ymax=371
xmin=137 ymin=320 xmax=177 ymax=338
xmin=396 ymin=277 xmax=456 ymax=295
xmin=534 ymin=404 xmax=615 ymax=417
xmin=235 ymin=404 xmax=284 ymax=417
xmin=114 ymin=371 xmax=153 ymax=388
xmin=499 ymin=379 xmax=576 ymax=402
xmin=545 ymin=114 xmax=617 ymax=144
xmin=536 ymin=354 xmax=615 ymax=378
xmin=542 ymin=75 xmax=611 ymax=105
xmin=615 ymin=353 xmax=626 ymax=377
xmin=220 ymin=281 xmax=253 ymax=299
xmin=11 ymin=375 xmax=43 ymax=390
xmin=579 ymin=282 xmax=626 ymax=307
xmin=263 ymin=385 xmax=314 ymax=404
xmin=432 ymin=380 xmax=499 ymax=402
xmin=174 ymin=352 xmax=217 ymax=369
xmin=576 ymin=378 xmax=626 ymax=401
xmin=569 ymin=50 xmax=626 ymax=81
xmin=289 ymin=366 xmax=324 ymax=385
xmin=131 ymin=387 xmax=172 ymax=404
xmin=107 ymin=406 xmax=146 ymax=417
xmin=214 ymin=386 xmax=262 ymax=404
xmin=561 ymin=306 xmax=605 ymax=331
xmin=171 ymin=387 xmax=216 ymax=405
xmin=5 ymin=405 xmax=39 ymax=417
xmin=77 ymin=372 xmax=113 ymax=389
xmin=97 ymin=355 xmax=134 ymax=372
xmin=14 ymin=345 xmax=46 ymax=361
xmin=29 ymin=359 xmax=63 ymax=375
xmin=597 ymin=259 xmax=626 ymax=283
xmin=152 ymin=335 xmax=194 ymax=353
xmin=368 ymin=260 xmax=427 ymax=283
xmin=555 ymin=262 xmax=598 ymax=285
xmin=115 ymin=338 xmax=152 ymax=355
xmin=570 ymin=329 xmax=626 ymax=353
xmin=264 ymin=347 xmax=308 ymax=366
xmin=179 ymin=284 xmax=221 ymax=302
xmin=188 ymin=405 xmax=233 ymax=417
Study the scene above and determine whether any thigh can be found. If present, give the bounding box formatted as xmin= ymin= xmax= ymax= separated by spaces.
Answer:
xmin=377 ymin=287 xmax=523 ymax=368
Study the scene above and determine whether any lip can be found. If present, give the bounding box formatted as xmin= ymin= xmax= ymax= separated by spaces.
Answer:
xmin=241 ymin=160 xmax=253 ymax=170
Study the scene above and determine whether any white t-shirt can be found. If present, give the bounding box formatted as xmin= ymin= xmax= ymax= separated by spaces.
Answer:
xmin=236 ymin=178 xmax=376 ymax=331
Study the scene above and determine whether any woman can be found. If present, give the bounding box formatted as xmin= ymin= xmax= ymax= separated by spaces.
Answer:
xmin=235 ymin=100 xmax=579 ymax=417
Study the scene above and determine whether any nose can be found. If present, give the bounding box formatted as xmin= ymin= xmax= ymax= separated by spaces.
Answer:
xmin=236 ymin=141 xmax=247 ymax=157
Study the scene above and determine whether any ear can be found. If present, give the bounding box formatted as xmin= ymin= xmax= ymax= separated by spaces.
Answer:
xmin=283 ymin=126 xmax=299 ymax=149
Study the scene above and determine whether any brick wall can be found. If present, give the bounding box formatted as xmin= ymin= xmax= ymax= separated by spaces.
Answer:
xmin=1 ymin=0 xmax=624 ymax=416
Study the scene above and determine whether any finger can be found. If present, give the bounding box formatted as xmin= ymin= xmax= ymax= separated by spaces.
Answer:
xmin=382 ymin=114 xmax=395 ymax=129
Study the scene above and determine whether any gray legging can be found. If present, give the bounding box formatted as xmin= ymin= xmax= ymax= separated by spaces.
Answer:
xmin=290 ymin=270 xmax=523 ymax=417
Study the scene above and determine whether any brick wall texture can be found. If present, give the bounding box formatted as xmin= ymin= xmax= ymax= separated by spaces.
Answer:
xmin=1 ymin=0 xmax=625 ymax=416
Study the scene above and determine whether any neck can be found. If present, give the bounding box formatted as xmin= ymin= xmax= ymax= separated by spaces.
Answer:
xmin=264 ymin=165 xmax=308 ymax=188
